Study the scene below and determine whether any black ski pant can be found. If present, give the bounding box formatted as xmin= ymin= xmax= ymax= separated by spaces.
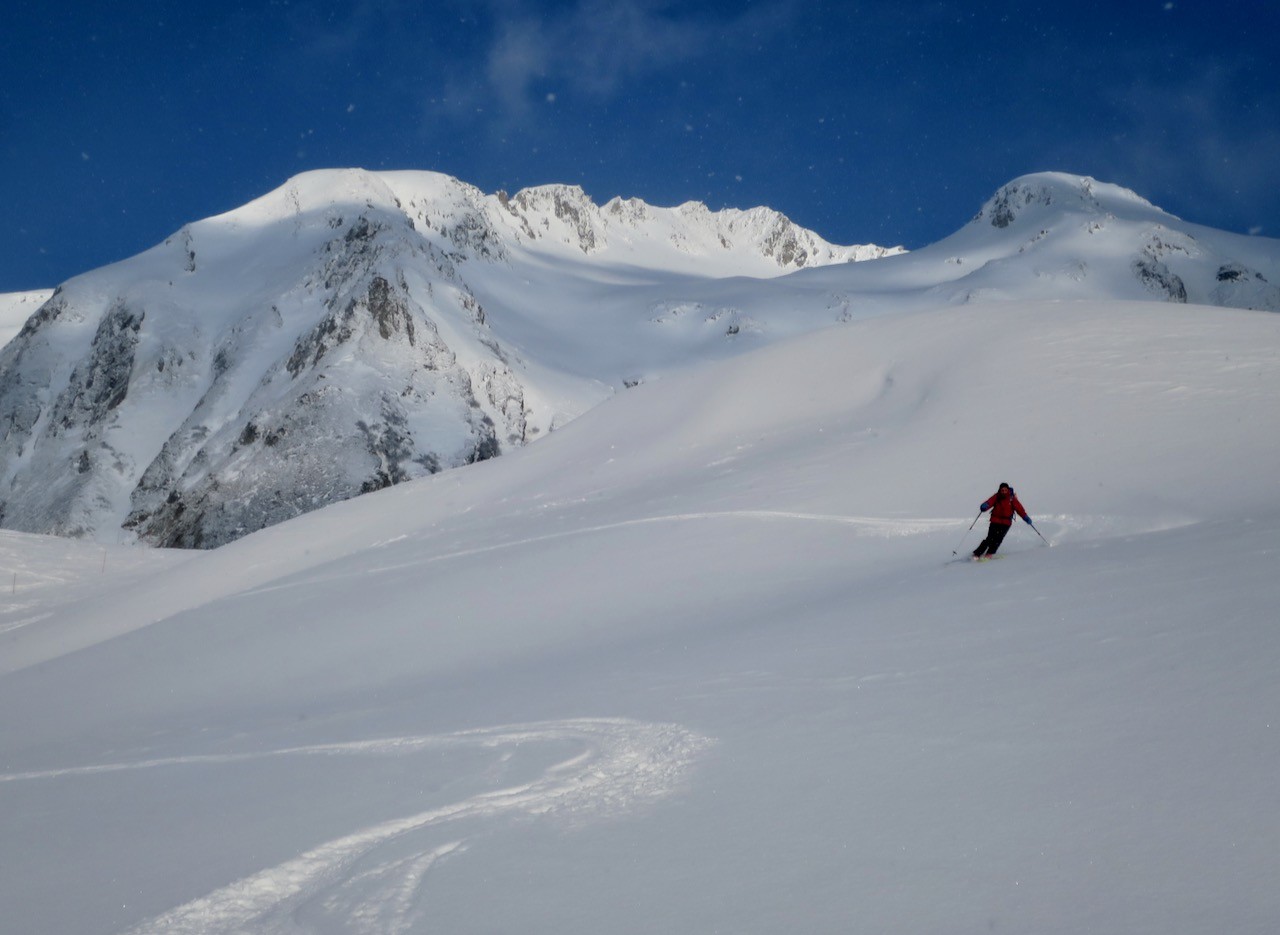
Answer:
xmin=973 ymin=521 xmax=1011 ymax=558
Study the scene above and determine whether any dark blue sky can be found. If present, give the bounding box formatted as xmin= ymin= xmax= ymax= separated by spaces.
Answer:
xmin=3 ymin=0 xmax=1278 ymax=292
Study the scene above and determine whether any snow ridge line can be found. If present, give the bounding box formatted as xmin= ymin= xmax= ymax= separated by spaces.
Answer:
xmin=65 ymin=718 xmax=714 ymax=935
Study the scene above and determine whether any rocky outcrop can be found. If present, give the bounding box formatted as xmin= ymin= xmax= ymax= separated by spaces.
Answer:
xmin=120 ymin=252 xmax=500 ymax=549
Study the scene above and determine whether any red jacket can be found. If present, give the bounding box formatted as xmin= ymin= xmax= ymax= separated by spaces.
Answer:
xmin=982 ymin=489 xmax=1028 ymax=525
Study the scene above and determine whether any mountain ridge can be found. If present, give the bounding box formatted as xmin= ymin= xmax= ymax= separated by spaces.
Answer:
xmin=0 ymin=169 xmax=1276 ymax=548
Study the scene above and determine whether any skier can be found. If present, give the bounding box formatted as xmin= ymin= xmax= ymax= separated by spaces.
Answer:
xmin=972 ymin=482 xmax=1032 ymax=559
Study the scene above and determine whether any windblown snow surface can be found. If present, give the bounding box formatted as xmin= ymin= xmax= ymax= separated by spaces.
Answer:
xmin=1 ymin=299 xmax=1278 ymax=933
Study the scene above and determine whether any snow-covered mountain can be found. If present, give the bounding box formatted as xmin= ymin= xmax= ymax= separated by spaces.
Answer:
xmin=940 ymin=173 xmax=1280 ymax=308
xmin=0 ymin=169 xmax=1276 ymax=548
xmin=0 ymin=170 xmax=899 ymax=548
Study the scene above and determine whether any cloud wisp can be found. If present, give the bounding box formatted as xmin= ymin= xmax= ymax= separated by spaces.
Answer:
xmin=472 ymin=0 xmax=792 ymax=116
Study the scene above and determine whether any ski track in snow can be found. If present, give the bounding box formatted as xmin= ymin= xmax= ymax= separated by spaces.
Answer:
xmin=410 ymin=510 xmax=960 ymax=566
xmin=245 ymin=510 xmax=962 ymax=599
xmin=2 ymin=718 xmax=713 ymax=935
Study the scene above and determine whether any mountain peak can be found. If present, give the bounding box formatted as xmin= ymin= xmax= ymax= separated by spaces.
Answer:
xmin=500 ymin=183 xmax=607 ymax=253
xmin=975 ymin=172 xmax=1170 ymax=230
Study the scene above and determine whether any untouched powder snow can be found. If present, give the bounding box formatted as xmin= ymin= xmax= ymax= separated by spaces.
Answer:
xmin=1 ymin=299 xmax=1278 ymax=933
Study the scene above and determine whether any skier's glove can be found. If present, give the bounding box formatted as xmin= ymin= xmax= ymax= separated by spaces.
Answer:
xmin=980 ymin=503 xmax=990 ymax=512
xmin=1023 ymin=515 xmax=1033 ymax=525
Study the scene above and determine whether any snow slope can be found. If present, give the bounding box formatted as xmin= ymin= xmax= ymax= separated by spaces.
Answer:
xmin=1 ymin=299 xmax=1278 ymax=933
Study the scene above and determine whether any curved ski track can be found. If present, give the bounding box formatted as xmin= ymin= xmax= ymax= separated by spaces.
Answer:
xmin=3 ymin=718 xmax=713 ymax=935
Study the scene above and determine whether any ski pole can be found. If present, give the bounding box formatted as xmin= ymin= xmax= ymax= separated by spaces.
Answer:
xmin=952 ymin=511 xmax=983 ymax=555
xmin=1028 ymin=521 xmax=1050 ymax=546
